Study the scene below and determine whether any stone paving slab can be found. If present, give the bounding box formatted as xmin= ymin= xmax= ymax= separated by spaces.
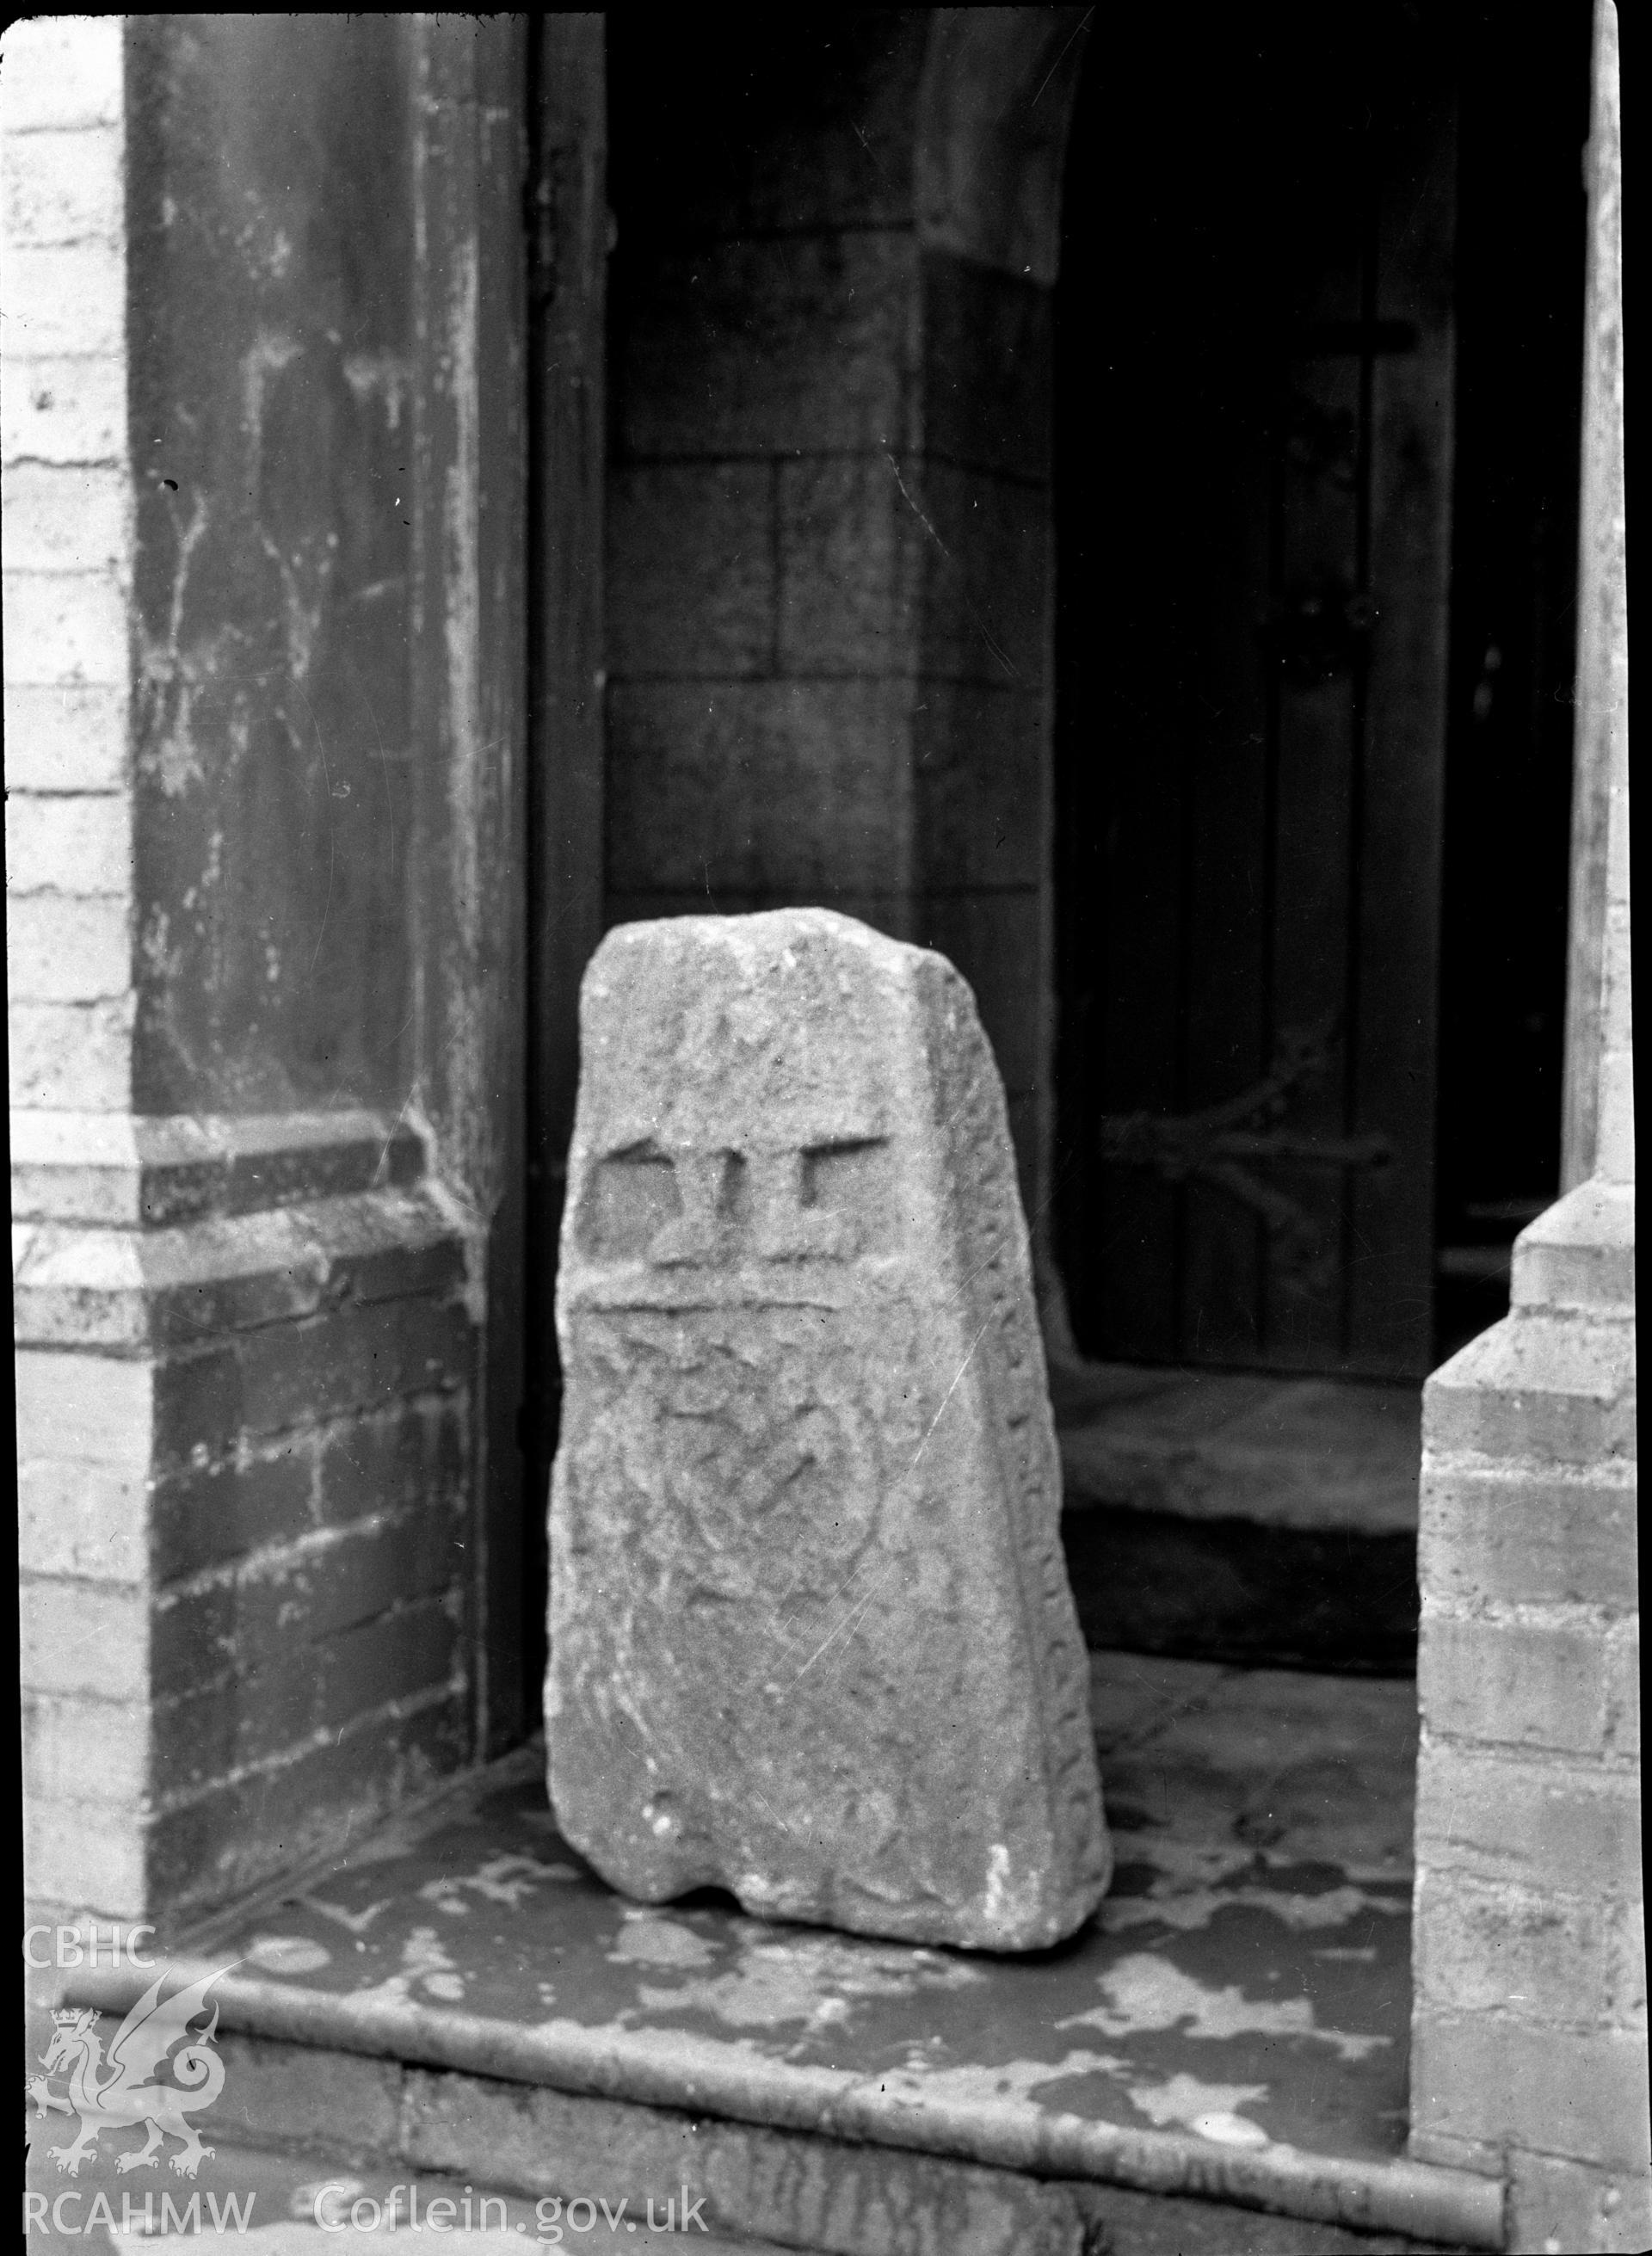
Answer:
xmin=49 ymin=1658 xmax=1502 ymax=2250
xmin=1054 ymin=1365 xmax=1421 ymax=1533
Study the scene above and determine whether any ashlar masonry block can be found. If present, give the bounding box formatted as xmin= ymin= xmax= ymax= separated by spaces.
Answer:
xmin=547 ymin=908 xmax=1110 ymax=1949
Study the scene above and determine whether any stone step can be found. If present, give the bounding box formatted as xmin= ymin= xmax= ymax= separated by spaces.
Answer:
xmin=1052 ymin=1364 xmax=1422 ymax=1673
xmin=1051 ymin=1364 xmax=1422 ymax=1536
xmin=47 ymin=1662 xmax=1504 ymax=2255
xmin=29 ymin=2019 xmax=1488 ymax=2256
xmin=22 ymin=2128 xmax=800 ymax=2253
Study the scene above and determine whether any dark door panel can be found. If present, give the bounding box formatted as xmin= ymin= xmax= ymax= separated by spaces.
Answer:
xmin=1054 ymin=6 xmax=1457 ymax=1380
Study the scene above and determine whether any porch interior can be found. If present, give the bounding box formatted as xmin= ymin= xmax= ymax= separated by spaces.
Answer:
xmin=43 ymin=1642 xmax=1499 ymax=2256
xmin=15 ymin=13 xmax=1599 ymax=2250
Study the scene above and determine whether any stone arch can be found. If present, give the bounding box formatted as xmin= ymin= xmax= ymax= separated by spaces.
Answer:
xmin=915 ymin=5 xmax=1092 ymax=285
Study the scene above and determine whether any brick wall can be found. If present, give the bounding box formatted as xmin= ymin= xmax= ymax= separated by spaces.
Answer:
xmin=2 ymin=15 xmax=134 ymax=1114
xmin=1409 ymin=8 xmax=1642 ymax=2247
xmin=7 ymin=19 xmax=483 ymax=1925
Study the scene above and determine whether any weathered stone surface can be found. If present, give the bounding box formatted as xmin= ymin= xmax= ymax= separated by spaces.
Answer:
xmin=546 ymin=908 xmax=1110 ymax=1949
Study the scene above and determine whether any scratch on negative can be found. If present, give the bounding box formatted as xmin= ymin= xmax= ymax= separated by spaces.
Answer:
xmin=788 ymin=1310 xmax=992 ymax=1658
xmin=885 ymin=451 xmax=952 ymax=562
xmin=884 ymin=452 xmax=1020 ymax=681
xmin=791 ymin=1315 xmax=993 ymax=1686
xmin=1031 ymin=8 xmax=1094 ymax=109
xmin=375 ymin=1079 xmax=419 ymax=1185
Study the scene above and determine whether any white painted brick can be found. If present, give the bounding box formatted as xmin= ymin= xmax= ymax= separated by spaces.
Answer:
xmin=1420 ymin=1457 xmax=1638 ymax=1608
xmin=2 ymin=565 xmax=128 ymax=683
xmin=13 ymin=1223 xmax=149 ymax=1351
xmin=23 ymin=1692 xmax=148 ymax=1805
xmin=1606 ymin=772 xmax=1630 ymax=908
xmin=1 ymin=122 xmax=122 ymax=246
xmin=1600 ymin=901 xmax=1631 ymax=1050
xmin=23 ymin=1799 xmax=146 ymax=1920
xmin=5 ymin=789 xmax=130 ymax=894
xmin=1 ymin=681 xmax=126 ymax=788
xmin=15 ymin=1347 xmax=151 ymax=1464
xmin=0 ymin=19 xmax=124 ymax=133
xmin=22 ymin=1575 xmax=148 ymax=1699
xmin=1414 ymin=1867 xmax=1646 ymax=2029
xmin=8 ymin=1109 xmax=145 ymax=1226
xmin=1412 ymin=2013 xmax=1650 ymax=2172
xmin=7 ymin=1107 xmax=145 ymax=1167
xmin=1510 ymin=2151 xmax=1652 ymax=2256
xmin=12 ymin=1167 xmax=114 ymax=1224
xmin=11 ymin=1160 xmax=140 ymax=1227
xmin=6 ymin=890 xmax=128 ymax=997
xmin=1 ymin=461 xmax=126 ymax=570
xmin=18 ymin=1457 xmax=147 ymax=1581
xmin=8 ymin=995 xmax=133 ymax=1109
xmin=1596 ymin=1046 xmax=1635 ymax=1186
xmin=1606 ymin=1619 xmax=1641 ymax=1759
xmin=0 ymin=239 xmax=126 ymax=356
xmin=1415 ymin=1737 xmax=1642 ymax=1902
xmin=2 ymin=351 xmax=126 ymax=463
xmin=1420 ymin=1600 xmax=1613 ymax=1754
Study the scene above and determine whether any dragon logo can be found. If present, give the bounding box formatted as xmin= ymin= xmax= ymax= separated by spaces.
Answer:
xmin=28 ymin=1966 xmax=230 ymax=2179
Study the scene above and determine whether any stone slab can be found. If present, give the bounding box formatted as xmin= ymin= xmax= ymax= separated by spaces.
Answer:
xmin=1056 ymin=1366 xmax=1421 ymax=1534
xmin=546 ymin=909 xmax=1107 ymax=1949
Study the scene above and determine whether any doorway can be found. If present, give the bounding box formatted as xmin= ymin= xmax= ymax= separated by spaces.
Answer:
xmin=1046 ymin=5 xmax=1587 ymax=1671
xmin=1052 ymin=4 xmax=1456 ymax=1385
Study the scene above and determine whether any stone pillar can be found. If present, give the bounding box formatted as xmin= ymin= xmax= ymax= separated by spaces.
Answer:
xmin=8 ymin=19 xmax=494 ymax=1925
xmin=1409 ymin=7 xmax=1643 ymax=2249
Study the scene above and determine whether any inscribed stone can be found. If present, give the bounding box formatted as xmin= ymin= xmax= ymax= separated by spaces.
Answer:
xmin=546 ymin=908 xmax=1111 ymax=1949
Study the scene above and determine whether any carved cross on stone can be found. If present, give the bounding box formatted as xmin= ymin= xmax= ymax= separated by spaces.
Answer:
xmin=548 ymin=909 xmax=1110 ymax=1951
xmin=618 ymin=1140 xmax=870 ymax=1266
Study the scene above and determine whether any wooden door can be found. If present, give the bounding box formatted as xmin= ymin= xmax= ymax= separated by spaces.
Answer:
xmin=1053 ymin=6 xmax=1456 ymax=1380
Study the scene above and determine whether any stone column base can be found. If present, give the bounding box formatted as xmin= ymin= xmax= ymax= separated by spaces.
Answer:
xmin=17 ymin=1110 xmax=479 ymax=1923
xmin=1410 ymin=1178 xmax=1644 ymax=2253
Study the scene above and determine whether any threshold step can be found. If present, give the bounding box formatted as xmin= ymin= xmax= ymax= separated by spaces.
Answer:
xmin=24 ymin=2136 xmax=794 ymax=2253
xmin=1052 ymin=1365 xmax=1422 ymax=1673
xmin=1051 ymin=1364 xmax=1421 ymax=1536
xmin=53 ymin=1660 xmax=1501 ymax=2253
